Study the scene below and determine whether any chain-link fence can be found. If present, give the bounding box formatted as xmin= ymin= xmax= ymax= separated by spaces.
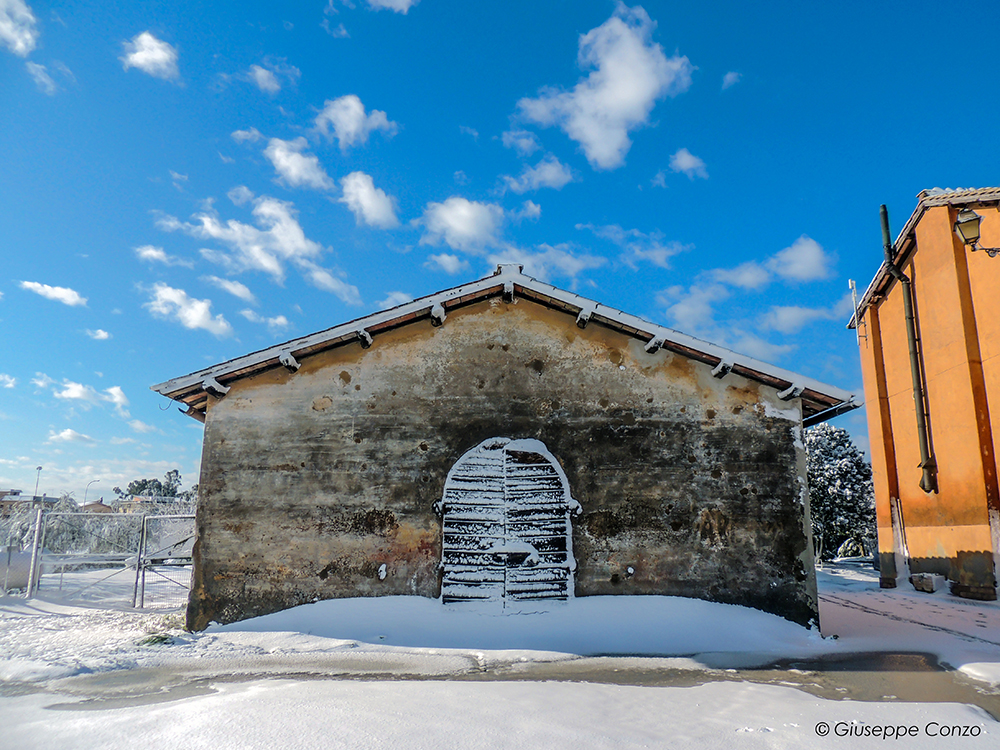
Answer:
xmin=1 ymin=510 xmax=194 ymax=610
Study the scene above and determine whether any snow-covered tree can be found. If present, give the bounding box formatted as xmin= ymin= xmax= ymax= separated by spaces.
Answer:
xmin=804 ymin=423 xmax=876 ymax=560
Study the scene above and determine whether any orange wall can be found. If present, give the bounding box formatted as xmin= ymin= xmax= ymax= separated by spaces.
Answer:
xmin=861 ymin=204 xmax=999 ymax=588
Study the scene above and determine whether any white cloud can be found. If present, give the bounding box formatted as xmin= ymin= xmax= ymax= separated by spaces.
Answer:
xmin=459 ymin=125 xmax=478 ymax=140
xmin=248 ymin=65 xmax=278 ymax=93
xmin=501 ymin=129 xmax=541 ymax=157
xmin=710 ymin=262 xmax=771 ymax=290
xmin=760 ymin=294 xmax=855 ymax=335
xmin=377 ymin=291 xmax=412 ymax=310
xmin=232 ymin=127 xmax=264 ymax=143
xmin=487 ymin=243 xmax=606 ymax=283
xmin=240 ymin=309 xmax=290 ymax=332
xmin=322 ymin=20 xmax=349 ymax=39
xmin=651 ymin=170 xmax=667 ymax=188
xmin=31 ymin=372 xmax=54 ymax=389
xmin=502 ymin=155 xmax=574 ymax=194
xmin=103 ymin=385 xmax=130 ymax=417
xmin=314 ymin=94 xmax=398 ymax=150
xmin=202 ymin=275 xmax=257 ymax=304
xmin=722 ymin=71 xmax=742 ymax=90
xmin=296 ymin=260 xmax=362 ymax=305
xmin=760 ymin=305 xmax=834 ymax=335
xmin=418 ymin=197 xmax=504 ymax=253
xmin=128 ymin=419 xmax=158 ymax=434
xmin=511 ymin=200 xmax=542 ymax=223
xmin=730 ymin=333 xmax=793 ymax=362
xmin=143 ymin=283 xmax=234 ymax=337
xmin=0 ymin=374 xmax=15 ymax=388
xmin=577 ymin=223 xmax=686 ymax=269
xmin=425 ymin=253 xmax=469 ymax=275
xmin=54 ymin=380 xmax=101 ymax=404
xmin=134 ymin=244 xmax=194 ymax=268
xmin=160 ymin=197 xmax=315 ymax=280
xmin=264 ymin=137 xmax=335 ymax=190
xmin=339 ymin=171 xmax=399 ymax=228
xmin=25 ymin=61 xmax=55 ymax=94
xmin=86 ymin=329 xmax=111 ymax=340
xmin=52 ymin=60 xmax=75 ymax=83
xmin=227 ymin=185 xmax=255 ymax=205
xmin=453 ymin=170 xmax=469 ymax=185
xmin=656 ymin=283 xmax=729 ymax=333
xmin=366 ymin=0 xmax=419 ymax=13
xmin=517 ymin=4 xmax=693 ymax=170
xmin=669 ymin=148 xmax=708 ymax=180
xmin=48 ymin=379 xmax=129 ymax=416
xmin=19 ymin=280 xmax=87 ymax=306
xmin=246 ymin=59 xmax=300 ymax=94
xmin=160 ymin=196 xmax=362 ymax=306
xmin=47 ymin=428 xmax=96 ymax=444
xmin=766 ymin=235 xmax=835 ymax=282
xmin=0 ymin=0 xmax=37 ymax=57
xmin=120 ymin=31 xmax=179 ymax=81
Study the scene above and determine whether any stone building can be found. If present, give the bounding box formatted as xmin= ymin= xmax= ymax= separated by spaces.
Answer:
xmin=153 ymin=265 xmax=856 ymax=631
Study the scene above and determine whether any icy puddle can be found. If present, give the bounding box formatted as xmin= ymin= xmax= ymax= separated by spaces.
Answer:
xmin=32 ymin=651 xmax=1000 ymax=721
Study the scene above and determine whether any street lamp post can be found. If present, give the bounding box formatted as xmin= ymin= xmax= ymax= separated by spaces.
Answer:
xmin=33 ymin=466 xmax=42 ymax=501
xmin=84 ymin=479 xmax=100 ymax=505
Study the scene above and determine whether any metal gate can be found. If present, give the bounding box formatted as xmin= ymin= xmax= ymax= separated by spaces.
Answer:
xmin=437 ymin=437 xmax=581 ymax=605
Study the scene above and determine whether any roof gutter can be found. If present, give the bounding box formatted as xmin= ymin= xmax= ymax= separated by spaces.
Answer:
xmin=880 ymin=204 xmax=937 ymax=494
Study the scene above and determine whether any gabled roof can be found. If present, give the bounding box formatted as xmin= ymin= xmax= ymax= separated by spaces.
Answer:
xmin=849 ymin=187 xmax=1000 ymax=328
xmin=152 ymin=265 xmax=858 ymax=425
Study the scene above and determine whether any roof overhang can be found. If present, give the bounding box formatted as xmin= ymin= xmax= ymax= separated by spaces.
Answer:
xmin=849 ymin=187 xmax=1000 ymax=329
xmin=153 ymin=264 xmax=858 ymax=424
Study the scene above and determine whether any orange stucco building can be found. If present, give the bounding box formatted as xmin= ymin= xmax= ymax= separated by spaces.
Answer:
xmin=852 ymin=187 xmax=1000 ymax=600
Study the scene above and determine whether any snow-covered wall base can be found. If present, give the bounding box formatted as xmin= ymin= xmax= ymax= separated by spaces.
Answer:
xmin=188 ymin=300 xmax=817 ymax=630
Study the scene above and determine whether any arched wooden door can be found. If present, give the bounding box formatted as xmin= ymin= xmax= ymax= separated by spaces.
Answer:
xmin=437 ymin=437 xmax=581 ymax=605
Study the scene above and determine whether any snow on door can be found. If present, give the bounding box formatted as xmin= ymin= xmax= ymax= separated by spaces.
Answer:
xmin=437 ymin=437 xmax=581 ymax=606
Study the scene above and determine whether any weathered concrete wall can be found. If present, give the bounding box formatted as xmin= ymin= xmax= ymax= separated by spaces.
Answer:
xmin=189 ymin=298 xmax=817 ymax=630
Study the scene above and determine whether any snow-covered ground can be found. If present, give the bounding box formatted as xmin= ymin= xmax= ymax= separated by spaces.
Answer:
xmin=1 ymin=564 xmax=998 ymax=749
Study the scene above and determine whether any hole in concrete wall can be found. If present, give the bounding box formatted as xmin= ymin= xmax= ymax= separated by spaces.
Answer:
xmin=439 ymin=437 xmax=578 ymax=606
xmin=339 ymin=371 xmax=352 ymax=385
xmin=526 ymin=359 xmax=545 ymax=375
xmin=419 ymin=442 xmax=429 ymax=452
xmin=706 ymin=409 xmax=716 ymax=420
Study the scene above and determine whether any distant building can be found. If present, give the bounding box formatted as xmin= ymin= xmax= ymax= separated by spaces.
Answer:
xmin=0 ymin=490 xmax=57 ymax=518
xmin=81 ymin=500 xmax=113 ymax=514
xmin=851 ymin=187 xmax=1000 ymax=600
xmin=154 ymin=265 xmax=857 ymax=631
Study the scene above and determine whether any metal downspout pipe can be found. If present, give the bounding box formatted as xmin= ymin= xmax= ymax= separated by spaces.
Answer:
xmin=881 ymin=204 xmax=937 ymax=493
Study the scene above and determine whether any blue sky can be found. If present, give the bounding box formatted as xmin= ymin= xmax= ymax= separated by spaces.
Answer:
xmin=3 ymin=1 xmax=1000 ymax=500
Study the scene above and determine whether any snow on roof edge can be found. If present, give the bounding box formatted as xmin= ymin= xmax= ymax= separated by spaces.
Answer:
xmin=153 ymin=264 xmax=857 ymax=411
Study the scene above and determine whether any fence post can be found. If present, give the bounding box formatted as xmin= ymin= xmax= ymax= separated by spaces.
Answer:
xmin=131 ymin=515 xmax=148 ymax=608
xmin=25 ymin=508 xmax=44 ymax=598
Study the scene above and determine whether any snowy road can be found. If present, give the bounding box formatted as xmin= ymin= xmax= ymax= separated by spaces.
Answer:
xmin=1 ymin=564 xmax=998 ymax=749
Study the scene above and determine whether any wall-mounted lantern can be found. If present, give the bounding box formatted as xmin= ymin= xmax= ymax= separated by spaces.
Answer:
xmin=954 ymin=208 xmax=1000 ymax=257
